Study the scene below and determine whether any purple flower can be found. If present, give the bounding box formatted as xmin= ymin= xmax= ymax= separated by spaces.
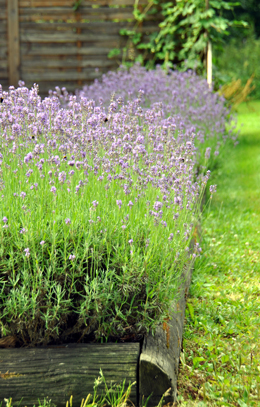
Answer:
xmin=40 ymin=240 xmax=45 ymax=245
xmin=24 ymin=152 xmax=33 ymax=164
xmin=128 ymin=239 xmax=133 ymax=245
xmin=2 ymin=217 xmax=8 ymax=224
xmin=20 ymin=192 xmax=26 ymax=199
xmin=69 ymin=254 xmax=76 ymax=260
xmin=50 ymin=186 xmax=57 ymax=195
xmin=24 ymin=248 xmax=30 ymax=257
xmin=168 ymin=233 xmax=174 ymax=241
xmin=65 ymin=218 xmax=71 ymax=224
xmin=58 ymin=171 xmax=66 ymax=183
xmin=92 ymin=200 xmax=99 ymax=207
xmin=20 ymin=228 xmax=26 ymax=234
xmin=209 ymin=184 xmax=217 ymax=195
xmin=122 ymin=225 xmax=126 ymax=230
xmin=116 ymin=199 xmax=122 ymax=209
xmin=128 ymin=200 xmax=133 ymax=207
xmin=154 ymin=201 xmax=163 ymax=211
xmin=205 ymin=147 xmax=211 ymax=159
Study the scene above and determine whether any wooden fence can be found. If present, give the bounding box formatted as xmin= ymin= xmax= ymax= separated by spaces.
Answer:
xmin=0 ymin=0 xmax=160 ymax=97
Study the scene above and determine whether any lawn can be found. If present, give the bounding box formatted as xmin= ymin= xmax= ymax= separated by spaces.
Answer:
xmin=176 ymin=100 xmax=260 ymax=406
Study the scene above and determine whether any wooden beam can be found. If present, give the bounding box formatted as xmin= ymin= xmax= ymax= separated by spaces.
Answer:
xmin=7 ymin=0 xmax=20 ymax=87
xmin=0 ymin=343 xmax=139 ymax=407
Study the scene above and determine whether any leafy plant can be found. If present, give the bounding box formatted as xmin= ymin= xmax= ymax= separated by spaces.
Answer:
xmin=110 ymin=0 xmax=247 ymax=73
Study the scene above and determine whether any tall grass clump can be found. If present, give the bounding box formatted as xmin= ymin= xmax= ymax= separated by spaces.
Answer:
xmin=0 ymin=78 xmax=217 ymax=347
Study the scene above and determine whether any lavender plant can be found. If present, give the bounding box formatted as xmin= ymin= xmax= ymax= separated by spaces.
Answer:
xmin=65 ymin=64 xmax=237 ymax=167
xmin=0 ymin=80 xmax=210 ymax=346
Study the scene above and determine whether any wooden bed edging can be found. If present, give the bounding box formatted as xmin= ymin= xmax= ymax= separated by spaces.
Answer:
xmin=0 ymin=343 xmax=140 ymax=407
xmin=139 ymin=260 xmax=194 ymax=407
xmin=0 ymin=251 xmax=195 ymax=407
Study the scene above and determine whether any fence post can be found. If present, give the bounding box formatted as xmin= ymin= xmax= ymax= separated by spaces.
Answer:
xmin=7 ymin=0 xmax=20 ymax=87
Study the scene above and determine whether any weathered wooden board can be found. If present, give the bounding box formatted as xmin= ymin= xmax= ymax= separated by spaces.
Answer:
xmin=21 ymin=69 xmax=111 ymax=81
xmin=0 ymin=47 xmax=8 ymax=60
xmin=19 ymin=21 xmax=157 ymax=33
xmin=0 ymin=61 xmax=8 ymax=70
xmin=22 ymin=58 xmax=116 ymax=69
xmin=139 ymin=256 xmax=195 ymax=406
xmin=19 ymin=0 xmax=149 ymax=7
xmin=20 ymin=32 xmax=127 ymax=42
xmin=0 ymin=343 xmax=140 ymax=407
xmin=0 ymin=21 xmax=7 ymax=33
xmin=19 ymin=7 xmax=138 ymax=22
xmin=0 ymin=71 xmax=8 ymax=81
xmin=20 ymin=45 xmax=116 ymax=56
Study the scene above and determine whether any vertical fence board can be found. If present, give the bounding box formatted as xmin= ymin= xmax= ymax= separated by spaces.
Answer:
xmin=7 ymin=0 xmax=20 ymax=87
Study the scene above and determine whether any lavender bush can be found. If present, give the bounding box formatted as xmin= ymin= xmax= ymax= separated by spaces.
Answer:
xmin=51 ymin=64 xmax=238 ymax=168
xmin=0 ymin=79 xmax=211 ymax=347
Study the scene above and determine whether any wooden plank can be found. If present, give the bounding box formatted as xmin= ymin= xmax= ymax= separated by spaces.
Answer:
xmin=0 ymin=6 xmax=6 ymax=20
xmin=22 ymin=57 xmax=115 ymax=69
xmin=20 ymin=69 xmax=114 ymax=81
xmin=0 ymin=343 xmax=139 ymax=407
xmin=20 ymin=43 xmax=122 ymax=55
xmin=139 ymin=245 xmax=196 ymax=407
xmin=19 ymin=21 xmax=158 ymax=34
xmin=0 ymin=79 xmax=9 ymax=89
xmin=0 ymin=70 xmax=8 ymax=79
xmin=19 ymin=0 xmax=149 ymax=6
xmin=0 ymin=47 xmax=8 ymax=59
xmin=0 ymin=20 xmax=7 ymax=33
xmin=7 ymin=0 xmax=20 ymax=87
xmin=0 ymin=38 xmax=8 ymax=46
xmin=20 ymin=32 xmax=124 ymax=42
xmin=0 ymin=61 xmax=8 ymax=69
xmin=19 ymin=7 xmax=152 ymax=22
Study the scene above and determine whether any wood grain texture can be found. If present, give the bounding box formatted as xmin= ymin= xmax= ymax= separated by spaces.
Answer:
xmin=0 ymin=343 xmax=140 ymax=407
xmin=20 ymin=44 xmax=116 ymax=56
xmin=20 ymin=69 xmax=112 ymax=81
xmin=19 ymin=0 xmax=149 ymax=7
xmin=19 ymin=7 xmax=137 ymax=22
xmin=7 ymin=0 xmax=20 ymax=87
xmin=19 ymin=21 xmax=157 ymax=34
xmin=139 ymin=248 xmax=195 ymax=407
xmin=20 ymin=32 xmax=125 ymax=42
xmin=22 ymin=58 xmax=115 ymax=68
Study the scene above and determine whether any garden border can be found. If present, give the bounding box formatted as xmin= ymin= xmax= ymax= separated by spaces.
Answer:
xmin=0 ymin=242 xmax=196 ymax=407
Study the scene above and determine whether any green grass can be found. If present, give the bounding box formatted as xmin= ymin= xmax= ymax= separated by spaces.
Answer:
xmin=176 ymin=101 xmax=260 ymax=406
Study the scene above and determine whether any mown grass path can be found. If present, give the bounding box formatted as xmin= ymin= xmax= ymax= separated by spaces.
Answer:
xmin=177 ymin=101 xmax=260 ymax=407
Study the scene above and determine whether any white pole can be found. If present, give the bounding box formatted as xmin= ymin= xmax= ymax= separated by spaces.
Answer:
xmin=205 ymin=0 xmax=212 ymax=88
xmin=207 ymin=40 xmax=212 ymax=87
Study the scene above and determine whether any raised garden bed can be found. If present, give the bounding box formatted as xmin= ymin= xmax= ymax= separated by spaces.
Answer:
xmin=0 ymin=259 xmax=193 ymax=407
